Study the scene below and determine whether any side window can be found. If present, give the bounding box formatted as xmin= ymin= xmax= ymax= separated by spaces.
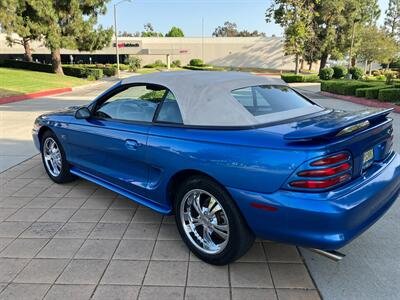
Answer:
xmin=156 ymin=91 xmax=183 ymax=124
xmin=95 ymin=85 xmax=167 ymax=122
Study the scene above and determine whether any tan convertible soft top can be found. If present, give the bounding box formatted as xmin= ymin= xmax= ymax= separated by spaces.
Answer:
xmin=121 ymin=71 xmax=321 ymax=126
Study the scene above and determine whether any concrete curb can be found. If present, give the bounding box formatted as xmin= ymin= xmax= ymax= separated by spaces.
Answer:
xmin=321 ymin=91 xmax=400 ymax=114
xmin=0 ymin=87 xmax=72 ymax=105
xmin=0 ymin=80 xmax=108 ymax=105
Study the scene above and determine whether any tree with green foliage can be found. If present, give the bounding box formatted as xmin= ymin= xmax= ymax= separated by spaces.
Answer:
xmin=141 ymin=23 xmax=163 ymax=37
xmin=165 ymin=26 xmax=184 ymax=37
xmin=384 ymin=0 xmax=400 ymax=40
xmin=0 ymin=0 xmax=43 ymax=62
xmin=357 ymin=26 xmax=398 ymax=74
xmin=212 ymin=21 xmax=266 ymax=37
xmin=312 ymin=0 xmax=380 ymax=71
xmin=28 ymin=0 xmax=112 ymax=74
xmin=266 ymin=0 xmax=316 ymax=74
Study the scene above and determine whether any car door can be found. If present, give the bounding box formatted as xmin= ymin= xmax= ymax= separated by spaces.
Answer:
xmin=66 ymin=83 xmax=168 ymax=196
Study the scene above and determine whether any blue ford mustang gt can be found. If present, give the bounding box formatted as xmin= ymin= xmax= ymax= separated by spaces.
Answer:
xmin=33 ymin=71 xmax=400 ymax=265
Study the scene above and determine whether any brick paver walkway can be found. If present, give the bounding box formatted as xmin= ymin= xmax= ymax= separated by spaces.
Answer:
xmin=0 ymin=156 xmax=320 ymax=300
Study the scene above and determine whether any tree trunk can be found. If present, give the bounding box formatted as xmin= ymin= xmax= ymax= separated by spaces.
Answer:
xmin=351 ymin=57 xmax=356 ymax=67
xmin=51 ymin=48 xmax=63 ymax=74
xmin=23 ymin=38 xmax=33 ymax=62
xmin=294 ymin=53 xmax=299 ymax=75
xmin=300 ymin=58 xmax=304 ymax=71
xmin=368 ymin=62 xmax=372 ymax=76
xmin=319 ymin=52 xmax=328 ymax=71
xmin=308 ymin=61 xmax=312 ymax=71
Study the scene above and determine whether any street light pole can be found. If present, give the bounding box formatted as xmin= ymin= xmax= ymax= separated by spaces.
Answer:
xmin=113 ymin=0 xmax=131 ymax=78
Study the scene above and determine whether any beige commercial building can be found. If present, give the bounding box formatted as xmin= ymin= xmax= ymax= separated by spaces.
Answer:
xmin=0 ymin=34 xmax=298 ymax=71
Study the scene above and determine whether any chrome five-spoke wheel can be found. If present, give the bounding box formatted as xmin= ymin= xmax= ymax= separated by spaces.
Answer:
xmin=180 ymin=189 xmax=230 ymax=254
xmin=43 ymin=137 xmax=62 ymax=177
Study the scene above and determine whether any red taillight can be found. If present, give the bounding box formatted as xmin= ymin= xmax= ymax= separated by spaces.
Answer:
xmin=289 ymin=174 xmax=351 ymax=189
xmin=311 ymin=153 xmax=350 ymax=166
xmin=298 ymin=163 xmax=351 ymax=177
xmin=288 ymin=152 xmax=352 ymax=190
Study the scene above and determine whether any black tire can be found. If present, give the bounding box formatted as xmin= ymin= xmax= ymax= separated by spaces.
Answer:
xmin=40 ymin=130 xmax=76 ymax=184
xmin=174 ymin=175 xmax=255 ymax=265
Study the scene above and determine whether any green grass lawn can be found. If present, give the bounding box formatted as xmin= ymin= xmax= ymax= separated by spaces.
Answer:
xmin=0 ymin=67 xmax=88 ymax=98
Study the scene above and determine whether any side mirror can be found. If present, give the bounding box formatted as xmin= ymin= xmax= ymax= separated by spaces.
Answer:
xmin=75 ymin=107 xmax=91 ymax=119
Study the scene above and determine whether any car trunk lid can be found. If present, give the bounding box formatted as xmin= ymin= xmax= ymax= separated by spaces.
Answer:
xmin=283 ymin=108 xmax=394 ymax=179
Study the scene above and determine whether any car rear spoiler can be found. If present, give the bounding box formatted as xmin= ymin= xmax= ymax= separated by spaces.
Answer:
xmin=284 ymin=108 xmax=393 ymax=141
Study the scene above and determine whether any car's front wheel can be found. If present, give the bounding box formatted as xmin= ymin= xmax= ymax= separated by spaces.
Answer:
xmin=41 ymin=130 xmax=76 ymax=183
xmin=174 ymin=176 xmax=254 ymax=265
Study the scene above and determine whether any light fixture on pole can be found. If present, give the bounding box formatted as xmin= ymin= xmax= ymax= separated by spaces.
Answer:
xmin=114 ymin=0 xmax=132 ymax=78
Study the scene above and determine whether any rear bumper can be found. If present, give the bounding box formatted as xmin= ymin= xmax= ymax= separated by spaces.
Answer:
xmin=228 ymin=152 xmax=400 ymax=250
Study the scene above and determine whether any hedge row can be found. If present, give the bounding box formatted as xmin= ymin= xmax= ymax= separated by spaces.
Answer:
xmin=0 ymin=59 xmax=116 ymax=79
xmin=183 ymin=65 xmax=225 ymax=71
xmin=378 ymin=89 xmax=400 ymax=103
xmin=281 ymin=73 xmax=319 ymax=83
xmin=320 ymin=80 xmax=380 ymax=96
xmin=62 ymin=66 xmax=103 ymax=80
xmin=0 ymin=59 xmax=53 ymax=72
xmin=355 ymin=85 xmax=393 ymax=99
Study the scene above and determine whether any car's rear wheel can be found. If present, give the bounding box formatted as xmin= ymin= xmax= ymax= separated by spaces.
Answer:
xmin=41 ymin=130 xmax=76 ymax=183
xmin=174 ymin=175 xmax=254 ymax=265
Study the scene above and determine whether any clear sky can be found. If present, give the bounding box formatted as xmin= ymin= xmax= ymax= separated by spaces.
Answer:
xmin=98 ymin=0 xmax=390 ymax=37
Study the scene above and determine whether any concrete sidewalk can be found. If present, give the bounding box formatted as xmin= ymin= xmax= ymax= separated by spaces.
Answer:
xmin=0 ymin=156 xmax=319 ymax=300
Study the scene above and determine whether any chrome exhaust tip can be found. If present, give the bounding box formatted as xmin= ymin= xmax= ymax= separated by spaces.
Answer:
xmin=309 ymin=248 xmax=346 ymax=262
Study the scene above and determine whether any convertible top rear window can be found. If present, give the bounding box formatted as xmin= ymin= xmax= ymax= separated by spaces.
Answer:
xmin=231 ymin=85 xmax=323 ymax=124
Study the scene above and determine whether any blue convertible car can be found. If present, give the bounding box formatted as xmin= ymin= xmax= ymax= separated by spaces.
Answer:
xmin=33 ymin=71 xmax=400 ymax=264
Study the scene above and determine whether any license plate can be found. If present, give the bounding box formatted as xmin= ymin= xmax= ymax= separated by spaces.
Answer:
xmin=362 ymin=148 xmax=374 ymax=169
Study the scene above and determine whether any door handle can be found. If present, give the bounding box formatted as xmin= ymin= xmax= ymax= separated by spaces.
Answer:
xmin=125 ymin=139 xmax=140 ymax=150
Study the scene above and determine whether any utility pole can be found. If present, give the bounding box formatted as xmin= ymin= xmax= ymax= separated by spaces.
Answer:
xmin=114 ymin=0 xmax=131 ymax=78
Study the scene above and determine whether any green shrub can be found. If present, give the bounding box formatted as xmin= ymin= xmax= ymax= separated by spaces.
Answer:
xmin=144 ymin=59 xmax=166 ymax=68
xmin=62 ymin=66 xmax=103 ymax=79
xmin=172 ymin=60 xmax=181 ymax=67
xmin=355 ymin=86 xmax=391 ymax=98
xmin=183 ymin=65 xmax=224 ymax=71
xmin=348 ymin=67 xmax=364 ymax=80
xmin=332 ymin=65 xmax=348 ymax=79
xmin=87 ymin=74 xmax=97 ymax=81
xmin=355 ymin=87 xmax=369 ymax=97
xmin=86 ymin=68 xmax=103 ymax=80
xmin=281 ymin=73 xmax=319 ymax=83
xmin=384 ymin=70 xmax=397 ymax=85
xmin=364 ymin=86 xmax=393 ymax=99
xmin=321 ymin=80 xmax=379 ymax=96
xmin=319 ymin=67 xmax=334 ymax=80
xmin=0 ymin=59 xmax=53 ymax=73
xmin=189 ymin=58 xmax=204 ymax=67
xmin=378 ymin=88 xmax=400 ymax=102
xmin=62 ymin=66 xmax=87 ymax=78
xmin=102 ymin=66 xmax=117 ymax=77
xmin=125 ymin=56 xmax=141 ymax=72
xmin=372 ymin=70 xmax=383 ymax=76
xmin=118 ymin=64 xmax=129 ymax=71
